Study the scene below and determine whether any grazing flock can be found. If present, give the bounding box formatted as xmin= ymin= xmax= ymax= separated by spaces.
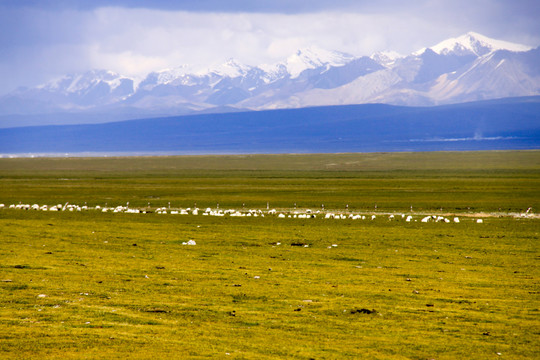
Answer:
xmin=0 ymin=202 xmax=495 ymax=223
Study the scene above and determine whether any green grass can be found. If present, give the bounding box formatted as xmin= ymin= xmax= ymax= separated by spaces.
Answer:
xmin=1 ymin=151 xmax=539 ymax=213
xmin=0 ymin=151 xmax=539 ymax=359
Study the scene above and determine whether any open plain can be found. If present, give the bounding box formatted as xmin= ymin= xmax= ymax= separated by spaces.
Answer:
xmin=0 ymin=151 xmax=539 ymax=359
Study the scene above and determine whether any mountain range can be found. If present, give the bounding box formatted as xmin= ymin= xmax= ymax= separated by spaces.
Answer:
xmin=1 ymin=32 xmax=539 ymax=128
xmin=2 ymin=96 xmax=539 ymax=155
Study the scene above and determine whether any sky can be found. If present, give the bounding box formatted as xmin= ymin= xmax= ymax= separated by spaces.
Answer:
xmin=1 ymin=0 xmax=539 ymax=95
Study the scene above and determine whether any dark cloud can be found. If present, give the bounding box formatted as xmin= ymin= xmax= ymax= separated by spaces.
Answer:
xmin=3 ymin=0 xmax=539 ymax=17
xmin=1 ymin=0 xmax=379 ymax=13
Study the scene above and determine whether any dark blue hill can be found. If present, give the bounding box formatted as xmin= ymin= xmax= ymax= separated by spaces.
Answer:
xmin=1 ymin=97 xmax=539 ymax=155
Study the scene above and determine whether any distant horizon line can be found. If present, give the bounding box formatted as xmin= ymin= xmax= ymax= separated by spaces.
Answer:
xmin=3 ymin=147 xmax=539 ymax=159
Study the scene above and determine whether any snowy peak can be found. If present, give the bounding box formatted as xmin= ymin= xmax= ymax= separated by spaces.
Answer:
xmin=283 ymin=46 xmax=355 ymax=78
xmin=42 ymin=70 xmax=129 ymax=94
xmin=143 ymin=60 xmax=252 ymax=88
xmin=202 ymin=59 xmax=253 ymax=78
xmin=370 ymin=50 xmax=404 ymax=67
xmin=421 ymin=31 xmax=532 ymax=57
xmin=152 ymin=65 xmax=195 ymax=85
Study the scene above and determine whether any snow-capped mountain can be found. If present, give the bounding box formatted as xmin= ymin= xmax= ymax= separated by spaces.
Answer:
xmin=204 ymin=59 xmax=253 ymax=78
xmin=0 ymin=70 xmax=134 ymax=115
xmin=420 ymin=31 xmax=532 ymax=56
xmin=280 ymin=46 xmax=355 ymax=78
xmin=1 ymin=32 xmax=539 ymax=126
xmin=370 ymin=51 xmax=404 ymax=67
xmin=42 ymin=70 xmax=132 ymax=94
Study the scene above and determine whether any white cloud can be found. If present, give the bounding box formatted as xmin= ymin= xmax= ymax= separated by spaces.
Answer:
xmin=82 ymin=8 xmax=449 ymax=78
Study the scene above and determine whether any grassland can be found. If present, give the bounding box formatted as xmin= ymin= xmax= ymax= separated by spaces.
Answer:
xmin=1 ymin=151 xmax=539 ymax=213
xmin=0 ymin=151 xmax=539 ymax=359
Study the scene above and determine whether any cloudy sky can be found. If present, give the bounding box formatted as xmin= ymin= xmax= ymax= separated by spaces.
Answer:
xmin=1 ymin=0 xmax=539 ymax=95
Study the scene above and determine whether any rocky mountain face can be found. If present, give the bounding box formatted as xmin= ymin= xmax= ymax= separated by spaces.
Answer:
xmin=1 ymin=32 xmax=539 ymax=126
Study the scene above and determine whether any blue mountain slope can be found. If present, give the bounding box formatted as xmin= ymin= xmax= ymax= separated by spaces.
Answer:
xmin=1 ymin=97 xmax=539 ymax=155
